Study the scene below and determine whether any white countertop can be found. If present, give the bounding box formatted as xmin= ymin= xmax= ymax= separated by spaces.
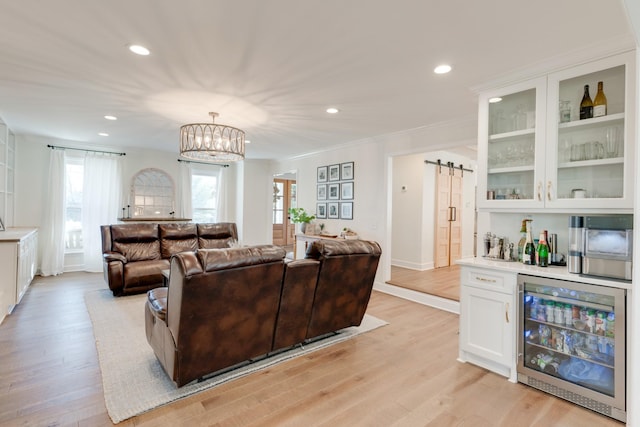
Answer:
xmin=456 ymin=257 xmax=632 ymax=290
xmin=0 ymin=227 xmax=38 ymax=242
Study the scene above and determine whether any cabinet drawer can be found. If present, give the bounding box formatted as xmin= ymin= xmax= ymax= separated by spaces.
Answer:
xmin=463 ymin=268 xmax=515 ymax=294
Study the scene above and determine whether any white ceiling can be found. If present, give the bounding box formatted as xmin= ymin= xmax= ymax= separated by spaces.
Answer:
xmin=0 ymin=0 xmax=635 ymax=160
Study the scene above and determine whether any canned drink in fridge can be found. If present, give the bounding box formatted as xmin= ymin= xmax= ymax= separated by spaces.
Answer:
xmin=554 ymin=304 xmax=564 ymax=325
xmin=564 ymin=304 xmax=573 ymax=327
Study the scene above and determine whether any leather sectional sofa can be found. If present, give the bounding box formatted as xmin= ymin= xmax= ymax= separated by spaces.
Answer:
xmin=100 ymin=222 xmax=238 ymax=296
xmin=144 ymin=238 xmax=382 ymax=387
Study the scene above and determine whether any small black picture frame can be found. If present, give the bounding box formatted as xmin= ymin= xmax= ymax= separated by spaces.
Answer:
xmin=316 ymin=203 xmax=327 ymax=219
xmin=341 ymin=161 xmax=354 ymax=180
xmin=341 ymin=181 xmax=354 ymax=200
xmin=328 ymin=164 xmax=340 ymax=181
xmin=317 ymin=166 xmax=328 ymax=182
xmin=317 ymin=184 xmax=327 ymax=200
xmin=340 ymin=202 xmax=353 ymax=220
xmin=328 ymin=183 xmax=340 ymax=200
xmin=328 ymin=202 xmax=339 ymax=219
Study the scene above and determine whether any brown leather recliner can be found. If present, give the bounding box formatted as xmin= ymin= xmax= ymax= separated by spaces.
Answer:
xmin=101 ymin=222 xmax=238 ymax=296
xmin=304 ymin=239 xmax=382 ymax=340
xmin=145 ymin=245 xmax=287 ymax=387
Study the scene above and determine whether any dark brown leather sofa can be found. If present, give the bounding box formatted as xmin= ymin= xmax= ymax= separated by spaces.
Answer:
xmin=144 ymin=238 xmax=381 ymax=387
xmin=100 ymin=222 xmax=238 ymax=296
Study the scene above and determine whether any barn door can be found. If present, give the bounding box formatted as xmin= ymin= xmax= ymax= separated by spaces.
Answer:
xmin=434 ymin=164 xmax=463 ymax=268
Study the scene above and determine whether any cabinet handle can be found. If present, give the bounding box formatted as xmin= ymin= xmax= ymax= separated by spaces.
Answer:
xmin=547 ymin=181 xmax=552 ymax=201
xmin=537 ymin=182 xmax=542 ymax=201
xmin=505 ymin=302 xmax=510 ymax=323
xmin=475 ymin=276 xmax=496 ymax=283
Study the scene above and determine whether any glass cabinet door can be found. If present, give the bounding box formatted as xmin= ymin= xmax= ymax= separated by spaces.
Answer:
xmin=546 ymin=51 xmax=635 ymax=209
xmin=477 ymin=77 xmax=546 ymax=209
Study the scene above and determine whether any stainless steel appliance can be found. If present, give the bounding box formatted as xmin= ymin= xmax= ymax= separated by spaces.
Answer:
xmin=517 ymin=274 xmax=626 ymax=422
xmin=582 ymin=215 xmax=633 ymax=281
xmin=568 ymin=216 xmax=584 ymax=274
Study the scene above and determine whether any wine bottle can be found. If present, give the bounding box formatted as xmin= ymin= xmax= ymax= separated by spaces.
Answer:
xmin=537 ymin=231 xmax=549 ymax=267
xmin=579 ymin=84 xmax=593 ymax=120
xmin=522 ymin=221 xmax=536 ymax=265
xmin=593 ymin=81 xmax=607 ymax=117
xmin=517 ymin=219 xmax=529 ymax=262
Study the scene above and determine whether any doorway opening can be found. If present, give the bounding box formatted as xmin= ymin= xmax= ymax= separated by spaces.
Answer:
xmin=272 ymin=172 xmax=297 ymax=257
xmin=387 ymin=150 xmax=476 ymax=302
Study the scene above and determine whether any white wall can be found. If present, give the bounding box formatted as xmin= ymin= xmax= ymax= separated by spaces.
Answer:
xmin=391 ymin=153 xmax=425 ymax=269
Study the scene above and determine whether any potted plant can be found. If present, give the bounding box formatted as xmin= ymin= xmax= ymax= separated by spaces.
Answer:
xmin=288 ymin=207 xmax=316 ymax=233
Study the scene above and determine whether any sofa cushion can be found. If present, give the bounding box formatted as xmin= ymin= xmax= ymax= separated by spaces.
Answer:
xmin=159 ymin=223 xmax=198 ymax=259
xmin=197 ymin=245 xmax=286 ymax=272
xmin=197 ymin=223 xmax=238 ymax=249
xmin=111 ymin=223 xmax=161 ymax=262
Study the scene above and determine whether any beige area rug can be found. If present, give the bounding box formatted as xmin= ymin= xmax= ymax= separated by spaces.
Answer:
xmin=84 ymin=289 xmax=387 ymax=424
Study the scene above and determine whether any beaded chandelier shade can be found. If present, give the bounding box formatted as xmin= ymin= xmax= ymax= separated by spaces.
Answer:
xmin=179 ymin=112 xmax=245 ymax=162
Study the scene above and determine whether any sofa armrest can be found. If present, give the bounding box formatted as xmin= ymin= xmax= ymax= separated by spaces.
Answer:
xmin=147 ymin=287 xmax=168 ymax=321
xmin=103 ymin=251 xmax=127 ymax=264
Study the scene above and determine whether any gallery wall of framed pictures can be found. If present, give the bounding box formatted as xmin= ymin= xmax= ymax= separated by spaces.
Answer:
xmin=316 ymin=161 xmax=353 ymax=220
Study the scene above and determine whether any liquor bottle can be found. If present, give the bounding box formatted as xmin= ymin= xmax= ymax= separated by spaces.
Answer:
xmin=517 ymin=219 xmax=530 ymax=262
xmin=537 ymin=231 xmax=549 ymax=267
xmin=593 ymin=81 xmax=607 ymax=117
xmin=579 ymin=85 xmax=593 ymax=120
xmin=522 ymin=220 xmax=536 ymax=265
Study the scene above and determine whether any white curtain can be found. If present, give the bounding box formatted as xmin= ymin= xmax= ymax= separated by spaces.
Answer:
xmin=82 ymin=153 xmax=122 ymax=272
xmin=40 ymin=149 xmax=66 ymax=276
xmin=215 ymin=166 xmax=226 ymax=221
xmin=178 ymin=161 xmax=192 ymax=220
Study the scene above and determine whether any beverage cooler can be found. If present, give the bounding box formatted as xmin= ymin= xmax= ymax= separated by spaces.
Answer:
xmin=517 ymin=274 xmax=626 ymax=422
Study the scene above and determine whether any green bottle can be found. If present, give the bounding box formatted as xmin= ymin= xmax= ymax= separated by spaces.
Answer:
xmin=537 ymin=231 xmax=549 ymax=267
xmin=522 ymin=220 xmax=536 ymax=265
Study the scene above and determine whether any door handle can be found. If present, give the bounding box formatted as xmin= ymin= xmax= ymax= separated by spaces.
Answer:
xmin=505 ymin=302 xmax=510 ymax=323
xmin=451 ymin=206 xmax=457 ymax=222
xmin=537 ymin=182 xmax=542 ymax=201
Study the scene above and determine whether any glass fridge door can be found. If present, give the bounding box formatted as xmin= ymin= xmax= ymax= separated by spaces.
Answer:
xmin=518 ymin=274 xmax=625 ymax=414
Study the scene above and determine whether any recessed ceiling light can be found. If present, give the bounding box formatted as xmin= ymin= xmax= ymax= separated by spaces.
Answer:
xmin=245 ymin=140 xmax=251 ymax=144
xmin=129 ymin=44 xmax=150 ymax=56
xmin=104 ymin=115 xmax=118 ymax=120
xmin=98 ymin=132 xmax=109 ymax=137
xmin=326 ymin=107 xmax=339 ymax=114
xmin=434 ymin=64 xmax=452 ymax=74
xmin=489 ymin=97 xmax=503 ymax=103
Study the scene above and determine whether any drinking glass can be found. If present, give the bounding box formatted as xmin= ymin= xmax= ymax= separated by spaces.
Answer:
xmin=605 ymin=127 xmax=620 ymax=158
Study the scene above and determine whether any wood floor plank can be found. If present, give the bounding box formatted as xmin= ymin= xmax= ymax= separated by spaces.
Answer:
xmin=388 ymin=265 xmax=461 ymax=301
xmin=0 ymin=272 xmax=624 ymax=426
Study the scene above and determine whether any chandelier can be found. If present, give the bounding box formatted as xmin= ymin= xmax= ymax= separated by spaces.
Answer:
xmin=179 ymin=112 xmax=245 ymax=162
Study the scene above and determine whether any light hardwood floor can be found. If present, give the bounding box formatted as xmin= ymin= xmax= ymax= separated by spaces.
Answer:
xmin=387 ymin=265 xmax=461 ymax=301
xmin=0 ymin=273 xmax=623 ymax=426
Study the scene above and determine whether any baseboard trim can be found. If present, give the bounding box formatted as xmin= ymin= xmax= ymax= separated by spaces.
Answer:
xmin=374 ymin=282 xmax=459 ymax=315
xmin=390 ymin=260 xmax=434 ymax=271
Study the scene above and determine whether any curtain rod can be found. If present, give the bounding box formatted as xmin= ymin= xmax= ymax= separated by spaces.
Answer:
xmin=47 ymin=144 xmax=126 ymax=156
xmin=177 ymin=158 xmax=229 ymax=167
xmin=424 ymin=159 xmax=474 ymax=173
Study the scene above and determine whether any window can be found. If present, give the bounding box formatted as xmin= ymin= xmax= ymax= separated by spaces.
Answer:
xmin=64 ymin=157 xmax=83 ymax=252
xmin=131 ymin=168 xmax=174 ymax=218
xmin=191 ymin=169 xmax=219 ymax=222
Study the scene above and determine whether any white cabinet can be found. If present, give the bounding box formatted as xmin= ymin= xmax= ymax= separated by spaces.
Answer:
xmin=459 ymin=266 xmax=517 ymax=382
xmin=0 ymin=228 xmax=38 ymax=324
xmin=477 ymin=51 xmax=636 ymax=212
xmin=0 ymin=119 xmax=15 ymax=227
